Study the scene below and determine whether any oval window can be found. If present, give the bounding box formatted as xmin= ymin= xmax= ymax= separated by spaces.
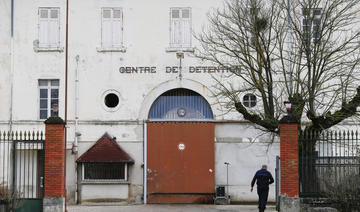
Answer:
xmin=104 ymin=93 xmax=119 ymax=108
xmin=243 ymin=94 xmax=257 ymax=108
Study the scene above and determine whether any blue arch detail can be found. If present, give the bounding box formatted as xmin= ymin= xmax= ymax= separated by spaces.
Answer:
xmin=148 ymin=88 xmax=214 ymax=120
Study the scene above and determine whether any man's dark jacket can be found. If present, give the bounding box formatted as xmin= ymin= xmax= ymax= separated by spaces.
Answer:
xmin=251 ymin=169 xmax=274 ymax=188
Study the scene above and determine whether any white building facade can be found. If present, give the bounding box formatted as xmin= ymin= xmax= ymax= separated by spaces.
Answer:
xmin=0 ymin=0 xmax=280 ymax=204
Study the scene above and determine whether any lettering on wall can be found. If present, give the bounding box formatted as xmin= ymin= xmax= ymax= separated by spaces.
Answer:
xmin=119 ymin=67 xmax=157 ymax=74
xmin=119 ymin=66 xmax=236 ymax=74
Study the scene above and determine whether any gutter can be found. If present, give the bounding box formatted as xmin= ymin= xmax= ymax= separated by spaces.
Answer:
xmin=9 ymin=0 xmax=14 ymax=133
xmin=74 ymin=55 xmax=80 ymax=204
xmin=73 ymin=55 xmax=80 ymax=154
xmin=64 ymin=0 xmax=69 ymax=209
xmin=143 ymin=122 xmax=147 ymax=204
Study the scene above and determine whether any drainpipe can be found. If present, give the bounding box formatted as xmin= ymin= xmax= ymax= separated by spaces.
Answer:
xmin=64 ymin=0 xmax=69 ymax=209
xmin=143 ymin=122 xmax=147 ymax=204
xmin=74 ymin=55 xmax=80 ymax=204
xmin=10 ymin=0 xmax=15 ymax=195
xmin=73 ymin=55 xmax=80 ymax=154
xmin=9 ymin=0 xmax=14 ymax=133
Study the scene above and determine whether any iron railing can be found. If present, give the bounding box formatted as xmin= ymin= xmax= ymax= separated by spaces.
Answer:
xmin=0 ymin=130 xmax=45 ymax=200
xmin=275 ymin=155 xmax=280 ymax=211
xmin=299 ymin=130 xmax=360 ymax=197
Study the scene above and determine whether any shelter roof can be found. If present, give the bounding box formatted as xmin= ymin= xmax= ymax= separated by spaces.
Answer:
xmin=76 ymin=133 xmax=134 ymax=163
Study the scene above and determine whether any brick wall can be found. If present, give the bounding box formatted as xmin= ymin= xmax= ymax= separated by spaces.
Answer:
xmin=280 ymin=122 xmax=299 ymax=197
xmin=44 ymin=119 xmax=65 ymax=197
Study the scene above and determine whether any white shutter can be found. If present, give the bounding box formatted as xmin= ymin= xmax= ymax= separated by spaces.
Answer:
xmin=174 ymin=20 xmax=181 ymax=46
xmin=49 ymin=9 xmax=59 ymax=47
xmin=170 ymin=8 xmax=191 ymax=48
xmin=39 ymin=8 xmax=60 ymax=48
xmin=112 ymin=9 xmax=123 ymax=47
xmin=39 ymin=9 xmax=49 ymax=47
xmin=181 ymin=9 xmax=191 ymax=47
xmin=171 ymin=9 xmax=181 ymax=47
xmin=182 ymin=19 xmax=191 ymax=47
xmin=102 ymin=9 xmax=113 ymax=48
xmin=171 ymin=18 xmax=176 ymax=45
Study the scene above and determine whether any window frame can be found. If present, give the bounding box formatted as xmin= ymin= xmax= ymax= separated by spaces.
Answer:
xmin=101 ymin=89 xmax=121 ymax=112
xmin=242 ymin=93 xmax=257 ymax=108
xmin=81 ymin=162 xmax=128 ymax=182
xmin=166 ymin=7 xmax=194 ymax=52
xmin=38 ymin=79 xmax=59 ymax=120
xmin=35 ymin=7 xmax=63 ymax=52
xmin=302 ymin=8 xmax=322 ymax=42
xmin=98 ymin=7 xmax=126 ymax=52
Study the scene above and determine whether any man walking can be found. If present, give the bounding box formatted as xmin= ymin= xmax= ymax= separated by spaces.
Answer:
xmin=251 ymin=165 xmax=274 ymax=212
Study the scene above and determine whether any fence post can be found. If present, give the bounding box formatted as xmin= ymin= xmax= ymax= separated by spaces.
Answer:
xmin=43 ymin=117 xmax=66 ymax=212
xmin=279 ymin=115 xmax=300 ymax=211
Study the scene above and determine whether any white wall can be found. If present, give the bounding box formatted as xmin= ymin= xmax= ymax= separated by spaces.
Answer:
xmin=0 ymin=0 xmax=11 ymax=123
xmin=215 ymin=123 xmax=280 ymax=202
xmin=81 ymin=184 xmax=129 ymax=201
xmin=0 ymin=0 xmax=282 ymax=203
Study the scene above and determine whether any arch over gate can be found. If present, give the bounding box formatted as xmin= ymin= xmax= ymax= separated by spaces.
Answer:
xmin=138 ymin=79 xmax=223 ymax=120
xmin=148 ymin=88 xmax=214 ymax=120
xmin=146 ymin=88 xmax=215 ymax=204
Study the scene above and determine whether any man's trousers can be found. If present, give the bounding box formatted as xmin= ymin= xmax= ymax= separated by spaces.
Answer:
xmin=257 ymin=187 xmax=269 ymax=211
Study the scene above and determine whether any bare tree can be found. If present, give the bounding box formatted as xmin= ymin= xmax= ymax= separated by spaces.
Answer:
xmin=195 ymin=0 xmax=360 ymax=133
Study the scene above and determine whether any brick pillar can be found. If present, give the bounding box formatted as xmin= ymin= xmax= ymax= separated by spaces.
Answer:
xmin=279 ymin=115 xmax=300 ymax=211
xmin=43 ymin=117 xmax=66 ymax=212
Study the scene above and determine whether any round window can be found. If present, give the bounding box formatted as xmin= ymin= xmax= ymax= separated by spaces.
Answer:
xmin=104 ymin=93 xmax=119 ymax=108
xmin=243 ymin=93 xmax=257 ymax=108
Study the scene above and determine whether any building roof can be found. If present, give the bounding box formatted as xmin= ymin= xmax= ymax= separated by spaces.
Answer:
xmin=76 ymin=133 xmax=134 ymax=163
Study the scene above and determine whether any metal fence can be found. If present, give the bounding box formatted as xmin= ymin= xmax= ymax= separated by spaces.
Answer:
xmin=0 ymin=130 xmax=44 ymax=211
xmin=299 ymin=130 xmax=360 ymax=197
xmin=275 ymin=156 xmax=280 ymax=211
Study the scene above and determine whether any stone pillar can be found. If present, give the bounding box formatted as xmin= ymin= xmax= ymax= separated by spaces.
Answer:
xmin=279 ymin=116 xmax=300 ymax=212
xmin=43 ymin=117 xmax=66 ymax=212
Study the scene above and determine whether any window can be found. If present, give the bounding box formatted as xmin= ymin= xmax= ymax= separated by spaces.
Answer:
xmin=39 ymin=80 xmax=59 ymax=119
xmin=76 ymin=133 xmax=134 ymax=182
xmin=170 ymin=8 xmax=191 ymax=49
xmin=101 ymin=8 xmax=124 ymax=49
xmin=102 ymin=90 xmax=121 ymax=112
xmin=104 ymin=93 xmax=119 ymax=108
xmin=38 ymin=8 xmax=60 ymax=48
xmin=303 ymin=8 xmax=321 ymax=42
xmin=243 ymin=94 xmax=257 ymax=108
xmin=83 ymin=163 xmax=127 ymax=181
xmin=148 ymin=88 xmax=214 ymax=120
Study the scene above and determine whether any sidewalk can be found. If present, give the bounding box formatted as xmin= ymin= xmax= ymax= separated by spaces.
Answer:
xmin=68 ymin=204 xmax=277 ymax=212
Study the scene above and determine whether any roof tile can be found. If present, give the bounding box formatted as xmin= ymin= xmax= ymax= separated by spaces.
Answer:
xmin=76 ymin=133 xmax=134 ymax=163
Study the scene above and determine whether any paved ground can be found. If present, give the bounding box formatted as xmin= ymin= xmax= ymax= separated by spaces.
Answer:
xmin=68 ymin=204 xmax=277 ymax=212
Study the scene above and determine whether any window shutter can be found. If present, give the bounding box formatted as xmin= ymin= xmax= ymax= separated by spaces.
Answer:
xmin=112 ymin=9 xmax=123 ymax=47
xmin=49 ymin=9 xmax=59 ymax=47
xmin=174 ymin=19 xmax=181 ymax=46
xmin=102 ymin=9 xmax=113 ymax=48
xmin=182 ymin=19 xmax=191 ymax=47
xmin=181 ymin=9 xmax=191 ymax=47
xmin=170 ymin=8 xmax=191 ymax=48
xmin=39 ymin=9 xmax=49 ymax=47
xmin=39 ymin=8 xmax=60 ymax=48
xmin=171 ymin=9 xmax=181 ymax=47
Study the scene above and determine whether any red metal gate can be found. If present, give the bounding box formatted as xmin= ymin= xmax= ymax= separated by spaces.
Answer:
xmin=147 ymin=122 xmax=215 ymax=203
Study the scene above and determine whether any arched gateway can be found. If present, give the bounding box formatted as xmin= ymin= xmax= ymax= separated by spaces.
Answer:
xmin=146 ymin=88 xmax=215 ymax=203
xmin=148 ymin=88 xmax=213 ymax=120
